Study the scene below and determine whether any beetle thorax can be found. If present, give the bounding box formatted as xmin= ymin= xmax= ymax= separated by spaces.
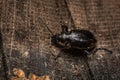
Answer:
xmin=59 ymin=32 xmax=79 ymax=41
xmin=59 ymin=33 xmax=69 ymax=39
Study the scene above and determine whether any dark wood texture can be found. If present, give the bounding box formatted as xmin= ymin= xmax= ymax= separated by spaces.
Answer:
xmin=0 ymin=0 xmax=120 ymax=80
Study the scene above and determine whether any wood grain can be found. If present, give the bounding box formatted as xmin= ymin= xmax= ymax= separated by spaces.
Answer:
xmin=0 ymin=0 xmax=120 ymax=80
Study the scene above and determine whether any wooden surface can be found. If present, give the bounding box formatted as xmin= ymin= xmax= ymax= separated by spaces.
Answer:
xmin=0 ymin=0 xmax=120 ymax=80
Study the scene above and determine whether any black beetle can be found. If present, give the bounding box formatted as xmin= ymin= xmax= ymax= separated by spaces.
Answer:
xmin=48 ymin=23 xmax=112 ymax=55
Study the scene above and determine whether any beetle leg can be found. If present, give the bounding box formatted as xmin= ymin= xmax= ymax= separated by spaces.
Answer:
xmin=65 ymin=41 xmax=71 ymax=49
xmin=84 ymin=50 xmax=91 ymax=55
xmin=93 ymin=48 xmax=112 ymax=54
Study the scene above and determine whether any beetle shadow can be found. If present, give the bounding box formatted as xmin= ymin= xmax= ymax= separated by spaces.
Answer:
xmin=61 ymin=48 xmax=88 ymax=58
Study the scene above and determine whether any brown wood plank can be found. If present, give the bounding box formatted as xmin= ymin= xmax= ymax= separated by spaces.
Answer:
xmin=0 ymin=32 xmax=8 ymax=80
xmin=1 ymin=0 xmax=94 ymax=80
xmin=82 ymin=0 xmax=120 ymax=79
xmin=1 ymin=0 xmax=120 ymax=80
xmin=0 ymin=0 xmax=8 ymax=80
xmin=65 ymin=0 xmax=120 ymax=79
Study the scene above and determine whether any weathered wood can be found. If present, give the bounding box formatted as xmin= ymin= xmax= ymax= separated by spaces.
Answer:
xmin=0 ymin=32 xmax=8 ymax=80
xmin=81 ymin=0 xmax=120 ymax=79
xmin=0 ymin=0 xmax=120 ymax=80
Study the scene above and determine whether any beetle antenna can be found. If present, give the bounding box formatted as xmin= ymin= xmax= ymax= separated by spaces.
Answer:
xmin=38 ymin=18 xmax=54 ymax=36
xmin=45 ymin=24 xmax=54 ymax=36
xmin=93 ymin=48 xmax=112 ymax=54
xmin=64 ymin=0 xmax=76 ymax=30
xmin=84 ymin=50 xmax=91 ymax=55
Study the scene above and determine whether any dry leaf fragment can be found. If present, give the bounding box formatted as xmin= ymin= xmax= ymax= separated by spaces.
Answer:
xmin=13 ymin=68 xmax=25 ymax=78
xmin=29 ymin=74 xmax=50 ymax=80
xmin=28 ymin=73 xmax=39 ymax=80
xmin=38 ymin=75 xmax=50 ymax=80
xmin=11 ymin=68 xmax=50 ymax=80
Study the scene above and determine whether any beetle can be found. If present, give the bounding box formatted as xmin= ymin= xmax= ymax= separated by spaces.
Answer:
xmin=48 ymin=22 xmax=112 ymax=55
